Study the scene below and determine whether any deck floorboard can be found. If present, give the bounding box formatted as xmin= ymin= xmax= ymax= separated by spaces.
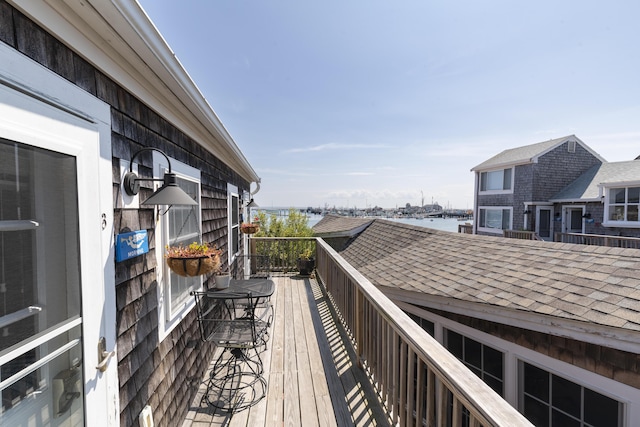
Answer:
xmin=182 ymin=275 xmax=391 ymax=427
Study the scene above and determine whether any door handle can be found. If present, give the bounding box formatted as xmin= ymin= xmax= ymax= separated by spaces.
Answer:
xmin=96 ymin=337 xmax=115 ymax=372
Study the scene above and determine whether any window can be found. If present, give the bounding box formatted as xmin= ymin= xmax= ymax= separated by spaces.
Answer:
xmin=519 ymin=361 xmax=621 ymax=427
xmin=228 ymin=184 xmax=240 ymax=260
xmin=604 ymin=186 xmax=640 ymax=226
xmin=480 ymin=168 xmax=512 ymax=192
xmin=165 ymin=176 xmax=201 ymax=315
xmin=446 ymin=330 xmax=504 ymax=395
xmin=568 ymin=140 xmax=577 ymax=153
xmin=406 ymin=312 xmax=435 ymax=337
xmin=478 ymin=207 xmax=512 ymax=233
xmin=155 ymin=153 xmax=201 ymax=337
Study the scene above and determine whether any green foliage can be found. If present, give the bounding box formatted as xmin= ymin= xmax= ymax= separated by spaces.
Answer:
xmin=252 ymin=209 xmax=316 ymax=269
xmin=253 ymin=208 xmax=313 ymax=238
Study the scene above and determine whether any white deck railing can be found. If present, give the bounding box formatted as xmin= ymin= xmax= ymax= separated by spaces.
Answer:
xmin=315 ymin=238 xmax=534 ymax=427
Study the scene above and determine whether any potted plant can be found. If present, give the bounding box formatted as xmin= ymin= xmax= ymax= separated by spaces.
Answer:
xmin=165 ymin=242 xmax=221 ymax=277
xmin=296 ymin=248 xmax=315 ymax=276
xmin=240 ymin=222 xmax=260 ymax=234
xmin=213 ymin=267 xmax=231 ymax=289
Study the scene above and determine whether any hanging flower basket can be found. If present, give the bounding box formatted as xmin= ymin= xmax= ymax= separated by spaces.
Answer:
xmin=240 ymin=222 xmax=260 ymax=234
xmin=165 ymin=242 xmax=221 ymax=277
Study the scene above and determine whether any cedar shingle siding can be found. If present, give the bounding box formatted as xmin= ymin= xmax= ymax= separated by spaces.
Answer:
xmin=0 ymin=2 xmax=247 ymax=425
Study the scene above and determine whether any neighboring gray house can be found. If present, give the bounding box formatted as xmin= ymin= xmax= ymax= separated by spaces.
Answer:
xmin=471 ymin=136 xmax=604 ymax=239
xmin=550 ymin=160 xmax=640 ymax=238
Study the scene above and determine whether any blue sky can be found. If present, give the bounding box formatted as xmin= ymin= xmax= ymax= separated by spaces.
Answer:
xmin=138 ymin=0 xmax=640 ymax=210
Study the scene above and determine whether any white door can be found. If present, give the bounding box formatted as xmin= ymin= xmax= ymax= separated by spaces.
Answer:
xmin=0 ymin=45 xmax=116 ymax=426
xmin=536 ymin=207 xmax=553 ymax=241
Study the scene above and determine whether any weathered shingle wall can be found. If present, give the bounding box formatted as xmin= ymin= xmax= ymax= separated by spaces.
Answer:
xmin=0 ymin=3 xmax=247 ymax=425
xmin=533 ymin=142 xmax=602 ymax=202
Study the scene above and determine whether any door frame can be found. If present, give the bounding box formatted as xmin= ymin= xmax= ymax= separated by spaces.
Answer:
xmin=0 ymin=43 xmax=117 ymax=424
xmin=562 ymin=205 xmax=586 ymax=235
xmin=535 ymin=205 xmax=554 ymax=241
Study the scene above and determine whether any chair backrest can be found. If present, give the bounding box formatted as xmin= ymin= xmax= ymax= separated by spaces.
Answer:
xmin=191 ymin=291 xmax=268 ymax=347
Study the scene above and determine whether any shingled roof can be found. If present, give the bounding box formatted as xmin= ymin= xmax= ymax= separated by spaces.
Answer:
xmin=470 ymin=135 xmax=604 ymax=171
xmin=312 ymin=214 xmax=374 ymax=237
xmin=336 ymin=218 xmax=640 ymax=351
xmin=551 ymin=160 xmax=640 ymax=202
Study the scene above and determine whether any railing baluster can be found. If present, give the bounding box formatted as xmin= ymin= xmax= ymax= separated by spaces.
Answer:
xmin=252 ymin=237 xmax=533 ymax=427
xmin=415 ymin=358 xmax=425 ymax=427
xmin=406 ymin=347 xmax=415 ymax=427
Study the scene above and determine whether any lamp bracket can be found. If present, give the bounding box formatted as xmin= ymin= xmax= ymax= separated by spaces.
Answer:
xmin=123 ymin=172 xmax=163 ymax=196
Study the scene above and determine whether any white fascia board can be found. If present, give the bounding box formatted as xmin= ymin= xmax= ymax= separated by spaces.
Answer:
xmin=470 ymin=159 xmax=532 ymax=172
xmin=381 ymin=286 xmax=640 ymax=354
xmin=600 ymin=180 xmax=640 ymax=188
xmin=549 ymin=197 xmax=601 ymax=203
xmin=10 ymin=0 xmax=258 ymax=183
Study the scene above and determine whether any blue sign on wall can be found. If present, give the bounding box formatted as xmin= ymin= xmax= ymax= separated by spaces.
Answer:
xmin=116 ymin=230 xmax=149 ymax=262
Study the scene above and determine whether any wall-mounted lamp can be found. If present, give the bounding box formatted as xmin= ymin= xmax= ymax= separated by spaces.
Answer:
xmin=246 ymin=199 xmax=259 ymax=208
xmin=582 ymin=212 xmax=592 ymax=219
xmin=523 ymin=209 xmax=532 ymax=215
xmin=123 ymin=148 xmax=197 ymax=206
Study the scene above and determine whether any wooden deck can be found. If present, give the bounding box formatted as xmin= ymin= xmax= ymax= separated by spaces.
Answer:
xmin=182 ymin=275 xmax=391 ymax=427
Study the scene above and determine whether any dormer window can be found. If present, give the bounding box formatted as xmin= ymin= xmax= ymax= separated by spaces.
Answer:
xmin=604 ymin=186 xmax=640 ymax=226
xmin=479 ymin=167 xmax=513 ymax=193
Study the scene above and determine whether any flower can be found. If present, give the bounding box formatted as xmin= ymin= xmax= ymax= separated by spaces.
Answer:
xmin=165 ymin=242 xmax=221 ymax=259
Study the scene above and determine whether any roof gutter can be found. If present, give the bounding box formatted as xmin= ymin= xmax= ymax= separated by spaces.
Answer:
xmin=10 ymin=0 xmax=259 ymax=184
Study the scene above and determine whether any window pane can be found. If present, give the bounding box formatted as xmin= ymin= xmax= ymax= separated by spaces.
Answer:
xmin=484 ymin=375 xmax=503 ymax=396
xmin=524 ymin=363 xmax=549 ymax=401
xmin=479 ymin=209 xmax=486 ymax=227
xmin=446 ymin=330 xmax=463 ymax=359
xmin=485 ymin=209 xmax=503 ymax=229
xmin=584 ymin=388 xmax=619 ymax=427
xmin=628 ymin=187 xmax=640 ymax=203
xmin=486 ymin=170 xmax=503 ymax=191
xmin=524 ymin=395 xmax=549 ymax=427
xmin=167 ymin=177 xmax=201 ymax=311
xmin=502 ymin=209 xmax=511 ymax=229
xmin=480 ymin=172 xmax=487 ymax=191
xmin=483 ymin=346 xmax=503 ymax=379
xmin=552 ymin=375 xmax=581 ymax=418
xmin=609 ymin=206 xmax=625 ymax=221
xmin=628 ymin=205 xmax=639 ymax=222
xmin=551 ymin=409 xmax=580 ymax=427
xmin=464 ymin=337 xmax=482 ymax=369
xmin=503 ymin=168 xmax=512 ymax=190
xmin=610 ymin=188 xmax=626 ymax=204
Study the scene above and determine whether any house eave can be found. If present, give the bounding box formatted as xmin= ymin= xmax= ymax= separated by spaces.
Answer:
xmin=549 ymin=197 xmax=601 ymax=204
xmin=383 ymin=286 xmax=640 ymax=355
xmin=9 ymin=0 xmax=259 ymax=184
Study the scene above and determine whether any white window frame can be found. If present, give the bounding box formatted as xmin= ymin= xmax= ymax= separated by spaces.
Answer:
xmin=398 ymin=304 xmax=640 ymax=425
xmin=154 ymin=153 xmax=202 ymax=341
xmin=479 ymin=167 xmax=514 ymax=195
xmin=477 ymin=206 xmax=513 ymax=234
xmin=602 ymin=182 xmax=640 ymax=228
xmin=228 ymin=184 xmax=240 ymax=267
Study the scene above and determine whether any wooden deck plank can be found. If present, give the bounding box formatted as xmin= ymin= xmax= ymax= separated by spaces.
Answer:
xmin=264 ymin=279 xmax=286 ymax=425
xmin=283 ymin=277 xmax=303 ymax=426
xmin=291 ymin=277 xmax=321 ymax=427
xmin=182 ymin=275 xmax=388 ymax=427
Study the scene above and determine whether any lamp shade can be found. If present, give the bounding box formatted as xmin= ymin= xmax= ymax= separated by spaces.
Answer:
xmin=141 ymin=172 xmax=197 ymax=206
xmin=247 ymin=199 xmax=259 ymax=208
